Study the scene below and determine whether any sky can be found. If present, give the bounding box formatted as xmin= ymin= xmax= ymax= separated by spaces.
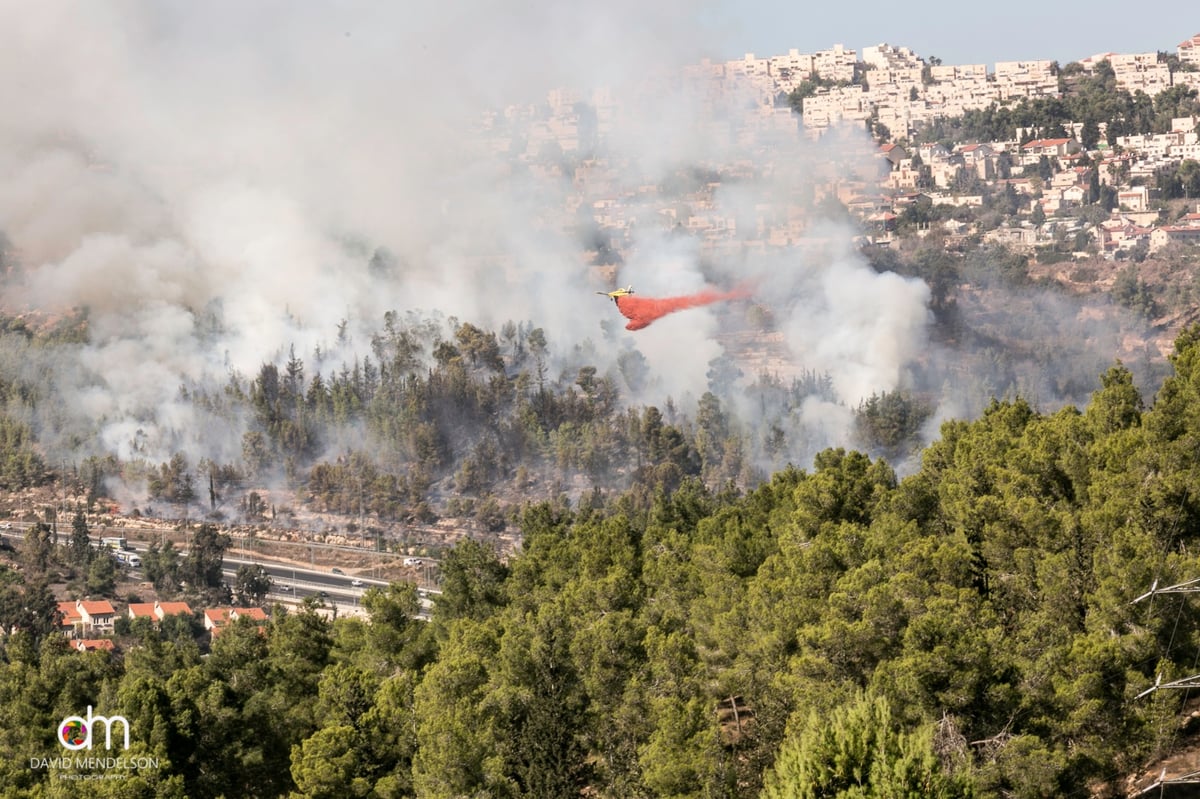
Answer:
xmin=701 ymin=1 xmax=1199 ymax=68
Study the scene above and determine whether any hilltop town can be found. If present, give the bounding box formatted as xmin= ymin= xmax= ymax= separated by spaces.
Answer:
xmin=474 ymin=32 xmax=1200 ymax=302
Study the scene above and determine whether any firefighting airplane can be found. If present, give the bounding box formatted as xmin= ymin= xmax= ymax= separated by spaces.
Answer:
xmin=596 ymin=285 xmax=634 ymax=303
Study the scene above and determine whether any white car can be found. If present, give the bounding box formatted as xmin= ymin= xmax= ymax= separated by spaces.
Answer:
xmin=351 ymin=578 xmax=364 ymax=587
xmin=404 ymin=557 xmax=423 ymax=566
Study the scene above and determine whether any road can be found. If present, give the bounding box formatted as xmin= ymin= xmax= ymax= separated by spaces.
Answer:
xmin=0 ymin=522 xmax=437 ymax=615
xmin=224 ymin=555 xmax=383 ymax=606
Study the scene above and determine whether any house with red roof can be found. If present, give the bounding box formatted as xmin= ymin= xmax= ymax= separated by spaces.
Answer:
xmin=202 ymin=608 xmax=231 ymax=631
xmin=76 ymin=639 xmax=116 ymax=653
xmin=127 ymin=601 xmax=193 ymax=626
xmin=204 ymin=607 xmax=268 ymax=636
xmin=155 ymin=601 xmax=193 ymax=619
xmin=127 ymin=603 xmax=158 ymax=622
xmin=1151 ymin=225 xmax=1200 ymax=253
xmin=57 ymin=601 xmax=84 ymax=638
xmin=877 ymin=142 xmax=909 ymax=170
xmin=1019 ymin=137 xmax=1079 ymax=166
xmin=76 ymin=600 xmax=116 ymax=634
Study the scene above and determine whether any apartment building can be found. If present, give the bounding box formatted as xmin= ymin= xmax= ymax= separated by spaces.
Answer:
xmin=1151 ymin=225 xmax=1200 ymax=252
xmin=1179 ymin=33 xmax=1200 ymax=66
xmin=768 ymin=49 xmax=816 ymax=93
xmin=800 ymin=85 xmax=870 ymax=129
xmin=993 ymin=60 xmax=1057 ymax=100
xmin=861 ymin=43 xmax=923 ymax=72
xmin=813 ymin=44 xmax=857 ymax=83
xmin=930 ymin=63 xmax=987 ymax=81
xmin=1110 ymin=52 xmax=1172 ymax=96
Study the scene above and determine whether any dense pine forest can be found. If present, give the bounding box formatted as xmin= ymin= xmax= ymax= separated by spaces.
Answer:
xmin=5 ymin=323 xmax=1200 ymax=796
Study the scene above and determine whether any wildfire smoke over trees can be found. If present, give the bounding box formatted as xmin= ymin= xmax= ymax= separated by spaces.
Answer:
xmin=5 ymin=330 xmax=1200 ymax=795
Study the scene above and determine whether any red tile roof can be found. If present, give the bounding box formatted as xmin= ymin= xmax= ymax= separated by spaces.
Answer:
xmin=1021 ymin=138 xmax=1071 ymax=150
xmin=205 ymin=607 xmax=267 ymax=625
xmin=78 ymin=600 xmax=115 ymax=616
xmin=76 ymin=639 xmax=115 ymax=652
xmin=128 ymin=603 xmax=157 ymax=619
xmin=156 ymin=602 xmax=193 ymax=617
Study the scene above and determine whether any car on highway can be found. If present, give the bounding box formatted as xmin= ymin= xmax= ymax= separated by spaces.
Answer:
xmin=116 ymin=550 xmax=142 ymax=567
xmin=351 ymin=578 xmax=364 ymax=587
xmin=404 ymin=557 xmax=423 ymax=566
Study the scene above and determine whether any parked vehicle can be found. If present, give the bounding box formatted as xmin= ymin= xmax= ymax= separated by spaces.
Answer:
xmin=115 ymin=550 xmax=142 ymax=567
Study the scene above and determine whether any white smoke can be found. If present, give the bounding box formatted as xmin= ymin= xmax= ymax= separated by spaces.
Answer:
xmin=0 ymin=1 xmax=938 ymax=479
xmin=773 ymin=225 xmax=931 ymax=405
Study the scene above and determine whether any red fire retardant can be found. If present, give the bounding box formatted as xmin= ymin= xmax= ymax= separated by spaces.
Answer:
xmin=612 ymin=286 xmax=752 ymax=331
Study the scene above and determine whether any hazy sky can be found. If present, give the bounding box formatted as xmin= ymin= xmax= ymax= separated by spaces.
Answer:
xmin=701 ymin=1 xmax=1198 ymax=68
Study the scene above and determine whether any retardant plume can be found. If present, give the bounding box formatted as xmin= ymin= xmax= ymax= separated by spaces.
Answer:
xmin=612 ymin=285 xmax=752 ymax=331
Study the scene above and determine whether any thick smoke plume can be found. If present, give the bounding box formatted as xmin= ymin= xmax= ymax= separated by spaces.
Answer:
xmin=0 ymin=2 xmax=1156 ymax=496
xmin=0 ymin=1 xmax=939 ymax=479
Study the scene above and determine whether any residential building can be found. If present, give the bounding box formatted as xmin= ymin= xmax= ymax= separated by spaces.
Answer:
xmin=1151 ymin=225 xmax=1200 ymax=252
xmin=76 ymin=600 xmax=116 ymax=634
xmin=204 ymin=607 xmax=269 ymax=636
xmin=813 ymin=44 xmax=857 ymax=83
xmin=994 ymin=60 xmax=1057 ymax=99
xmin=128 ymin=601 xmax=194 ymax=624
xmin=1179 ymin=33 xmax=1200 ymax=67
xmin=1019 ymin=138 xmax=1080 ymax=165
xmin=156 ymin=601 xmax=193 ymax=619
xmin=1110 ymin=52 xmax=1172 ymax=96
xmin=127 ymin=603 xmax=158 ymax=622
xmin=768 ymin=49 xmax=817 ymax=93
xmin=76 ymin=639 xmax=116 ymax=653
xmin=58 ymin=602 xmax=83 ymax=638
xmin=1117 ymin=186 xmax=1150 ymax=212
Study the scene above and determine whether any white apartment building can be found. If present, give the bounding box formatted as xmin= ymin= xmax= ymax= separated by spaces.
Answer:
xmin=930 ymin=64 xmax=987 ymax=81
xmin=813 ymin=44 xmax=857 ymax=82
xmin=727 ymin=53 xmax=774 ymax=81
xmin=1174 ymin=71 xmax=1200 ymax=92
xmin=862 ymin=43 xmax=924 ymax=72
xmin=769 ymin=49 xmax=817 ymax=92
xmin=800 ymin=85 xmax=870 ymax=129
xmin=1179 ymin=33 xmax=1200 ymax=67
xmin=994 ymin=60 xmax=1057 ymax=100
xmin=1110 ymin=52 xmax=1172 ymax=96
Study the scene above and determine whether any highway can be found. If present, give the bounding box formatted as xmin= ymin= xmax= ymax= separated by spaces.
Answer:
xmin=223 ymin=555 xmax=385 ymax=606
xmin=0 ymin=522 xmax=437 ymax=615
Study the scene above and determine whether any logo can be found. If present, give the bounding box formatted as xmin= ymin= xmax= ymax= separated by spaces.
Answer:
xmin=58 ymin=706 xmax=129 ymax=751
